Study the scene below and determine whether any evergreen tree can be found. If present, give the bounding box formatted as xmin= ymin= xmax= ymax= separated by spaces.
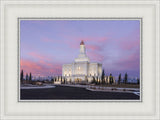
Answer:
xmin=118 ymin=73 xmax=121 ymax=84
xmin=124 ymin=73 xmax=128 ymax=84
xmin=86 ymin=77 xmax=88 ymax=83
xmin=85 ymin=76 xmax=88 ymax=83
xmin=101 ymin=69 xmax=105 ymax=84
xmin=137 ymin=78 xmax=140 ymax=84
xmin=61 ymin=76 xmax=62 ymax=83
xmin=20 ymin=69 xmax=24 ymax=84
xmin=53 ymin=77 xmax=55 ymax=84
xmin=29 ymin=72 xmax=32 ymax=84
xmin=109 ymin=73 xmax=113 ymax=84
xmin=26 ymin=73 xmax=29 ymax=83
xmin=51 ymin=77 xmax=54 ymax=84
xmin=92 ymin=76 xmax=96 ymax=84
xmin=96 ymin=76 xmax=98 ymax=84
xmin=64 ymin=77 xmax=66 ymax=84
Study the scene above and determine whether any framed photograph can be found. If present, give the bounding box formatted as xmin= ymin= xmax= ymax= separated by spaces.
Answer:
xmin=19 ymin=18 xmax=141 ymax=101
xmin=0 ymin=0 xmax=159 ymax=120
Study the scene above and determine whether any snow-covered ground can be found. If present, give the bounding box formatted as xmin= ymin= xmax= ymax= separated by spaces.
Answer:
xmin=21 ymin=84 xmax=56 ymax=89
xmin=20 ymin=84 xmax=140 ymax=96
xmin=133 ymin=92 xmax=140 ymax=96
xmin=59 ymin=84 xmax=140 ymax=95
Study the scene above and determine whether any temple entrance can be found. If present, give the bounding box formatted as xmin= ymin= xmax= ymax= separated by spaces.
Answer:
xmin=75 ymin=78 xmax=82 ymax=83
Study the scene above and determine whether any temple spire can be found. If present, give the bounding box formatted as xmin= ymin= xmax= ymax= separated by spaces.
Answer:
xmin=74 ymin=40 xmax=89 ymax=62
xmin=80 ymin=40 xmax=84 ymax=45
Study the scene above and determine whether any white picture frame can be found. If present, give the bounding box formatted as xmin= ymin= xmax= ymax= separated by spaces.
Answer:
xmin=0 ymin=0 xmax=159 ymax=119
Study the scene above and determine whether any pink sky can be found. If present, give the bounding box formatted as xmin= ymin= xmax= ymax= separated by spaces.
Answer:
xmin=20 ymin=20 xmax=140 ymax=78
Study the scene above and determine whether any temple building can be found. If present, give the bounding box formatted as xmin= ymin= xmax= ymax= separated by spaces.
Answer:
xmin=62 ymin=41 xmax=102 ymax=83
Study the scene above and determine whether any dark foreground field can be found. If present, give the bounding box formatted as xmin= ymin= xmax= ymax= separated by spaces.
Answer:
xmin=21 ymin=85 xmax=139 ymax=100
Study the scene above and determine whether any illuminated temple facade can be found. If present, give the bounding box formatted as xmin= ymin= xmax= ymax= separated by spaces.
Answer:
xmin=62 ymin=41 xmax=102 ymax=83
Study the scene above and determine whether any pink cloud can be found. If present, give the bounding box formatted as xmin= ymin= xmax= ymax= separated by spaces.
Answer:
xmin=113 ymin=48 xmax=140 ymax=71
xmin=40 ymin=36 xmax=108 ymax=53
xmin=21 ymin=59 xmax=42 ymax=70
xmin=21 ymin=59 xmax=62 ymax=76
xmin=119 ymin=28 xmax=140 ymax=51
xmin=21 ymin=51 xmax=64 ymax=76
xmin=97 ymin=37 xmax=108 ymax=42
xmin=21 ymin=59 xmax=44 ymax=75
xmin=28 ymin=52 xmax=51 ymax=61
xmin=86 ymin=44 xmax=102 ymax=51
xmin=120 ymin=38 xmax=139 ymax=51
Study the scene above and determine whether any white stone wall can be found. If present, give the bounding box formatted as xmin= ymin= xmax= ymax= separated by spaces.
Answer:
xmin=98 ymin=63 xmax=102 ymax=77
xmin=62 ymin=64 xmax=72 ymax=77
xmin=88 ymin=63 xmax=102 ymax=77
xmin=62 ymin=62 xmax=102 ymax=82
xmin=73 ymin=62 xmax=88 ymax=76
xmin=88 ymin=63 xmax=98 ymax=76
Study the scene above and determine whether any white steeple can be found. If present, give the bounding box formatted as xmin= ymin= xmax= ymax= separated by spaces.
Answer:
xmin=75 ymin=40 xmax=90 ymax=62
